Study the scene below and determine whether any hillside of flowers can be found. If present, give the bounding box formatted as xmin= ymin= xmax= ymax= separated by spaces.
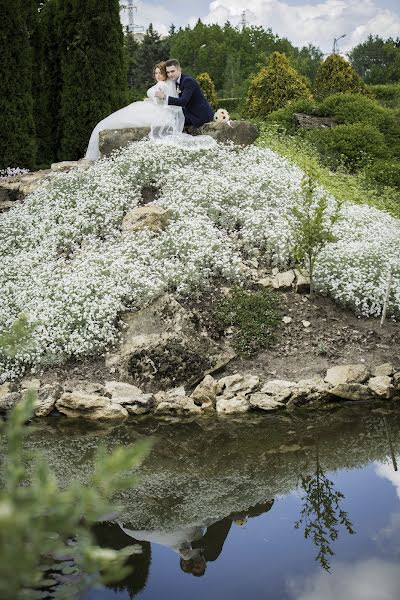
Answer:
xmin=0 ymin=141 xmax=399 ymax=381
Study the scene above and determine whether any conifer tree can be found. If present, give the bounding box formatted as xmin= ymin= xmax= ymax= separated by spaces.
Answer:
xmin=314 ymin=53 xmax=369 ymax=99
xmin=0 ymin=0 xmax=36 ymax=169
xmin=245 ymin=52 xmax=313 ymax=118
xmin=196 ymin=72 xmax=218 ymax=109
xmin=133 ymin=24 xmax=170 ymax=89
xmin=59 ymin=0 xmax=128 ymax=160
xmin=31 ymin=0 xmax=62 ymax=166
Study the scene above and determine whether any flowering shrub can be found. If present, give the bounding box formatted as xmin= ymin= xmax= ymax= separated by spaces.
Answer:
xmin=0 ymin=140 xmax=399 ymax=380
xmin=0 ymin=167 xmax=30 ymax=179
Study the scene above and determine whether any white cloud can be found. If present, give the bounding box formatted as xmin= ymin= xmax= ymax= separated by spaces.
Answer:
xmin=375 ymin=459 xmax=400 ymax=500
xmin=199 ymin=0 xmax=400 ymax=52
xmin=287 ymin=558 xmax=400 ymax=600
xmin=119 ymin=1 xmax=173 ymax=36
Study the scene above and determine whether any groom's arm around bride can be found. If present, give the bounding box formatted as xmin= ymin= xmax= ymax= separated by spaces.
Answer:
xmin=155 ymin=59 xmax=214 ymax=128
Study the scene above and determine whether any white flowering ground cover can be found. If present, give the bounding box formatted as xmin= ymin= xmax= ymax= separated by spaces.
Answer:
xmin=0 ymin=141 xmax=399 ymax=380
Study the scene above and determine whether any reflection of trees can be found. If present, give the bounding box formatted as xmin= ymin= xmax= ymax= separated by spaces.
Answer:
xmin=295 ymin=446 xmax=355 ymax=571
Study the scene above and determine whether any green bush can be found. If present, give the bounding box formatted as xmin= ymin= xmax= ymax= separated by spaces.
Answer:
xmin=369 ymin=83 xmax=400 ymax=109
xmin=314 ymin=54 xmax=369 ymax=100
xmin=376 ymin=110 xmax=400 ymax=158
xmin=365 ymin=159 xmax=400 ymax=189
xmin=196 ymin=72 xmax=218 ymax=110
xmin=318 ymin=92 xmax=385 ymax=126
xmin=266 ymin=98 xmax=318 ymax=133
xmin=245 ymin=52 xmax=313 ymax=118
xmin=215 ymin=287 xmax=280 ymax=355
xmin=216 ymin=97 xmax=242 ymax=115
xmin=306 ymin=123 xmax=389 ymax=172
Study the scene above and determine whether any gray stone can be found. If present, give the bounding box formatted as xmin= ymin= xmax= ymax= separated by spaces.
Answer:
xmin=249 ymin=393 xmax=285 ymax=411
xmin=63 ymin=380 xmax=106 ymax=396
xmin=191 ymin=375 xmax=218 ymax=407
xmin=154 ymin=388 xmax=201 ymax=415
xmin=122 ymin=205 xmax=172 ymax=233
xmin=260 ymin=379 xmax=296 ymax=403
xmin=293 ymin=113 xmax=337 ymax=130
xmin=216 ymin=395 xmax=250 ymax=414
xmin=330 ymin=383 xmax=372 ymax=401
xmin=374 ymin=363 xmax=395 ymax=377
xmin=189 ymin=120 xmax=259 ymax=146
xmin=368 ymin=376 xmax=395 ymax=399
xmin=99 ymin=128 xmax=150 ymax=157
xmin=50 ymin=160 xmax=93 ymax=172
xmin=294 ymin=269 xmax=310 ymax=293
xmin=0 ymin=383 xmax=21 ymax=412
xmin=105 ymin=380 xmax=154 ymax=414
xmin=34 ymin=383 xmax=61 ymax=417
xmin=106 ymin=295 xmax=235 ymax=392
xmin=216 ymin=373 xmax=259 ymax=400
xmin=288 ymin=377 xmax=332 ymax=407
xmin=325 ymin=364 xmax=370 ymax=386
xmin=21 ymin=378 xmax=41 ymax=391
xmin=56 ymin=392 xmax=128 ymax=420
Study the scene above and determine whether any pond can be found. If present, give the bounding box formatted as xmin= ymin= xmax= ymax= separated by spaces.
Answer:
xmin=23 ymin=405 xmax=400 ymax=599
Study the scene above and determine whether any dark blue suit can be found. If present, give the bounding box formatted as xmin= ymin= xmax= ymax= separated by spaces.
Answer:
xmin=167 ymin=73 xmax=214 ymax=128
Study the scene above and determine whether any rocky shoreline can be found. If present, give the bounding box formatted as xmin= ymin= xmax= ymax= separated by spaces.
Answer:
xmin=1 ymin=362 xmax=399 ymax=420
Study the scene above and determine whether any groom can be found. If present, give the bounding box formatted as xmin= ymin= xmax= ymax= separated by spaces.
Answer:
xmin=155 ymin=59 xmax=214 ymax=128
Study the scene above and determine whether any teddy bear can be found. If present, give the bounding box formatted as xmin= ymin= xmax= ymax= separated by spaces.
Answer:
xmin=213 ymin=108 xmax=230 ymax=122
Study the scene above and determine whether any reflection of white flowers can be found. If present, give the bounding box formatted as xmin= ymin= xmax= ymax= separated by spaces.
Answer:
xmin=0 ymin=141 xmax=399 ymax=380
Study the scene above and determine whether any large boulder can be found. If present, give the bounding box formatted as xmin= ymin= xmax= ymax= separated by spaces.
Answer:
xmin=56 ymin=392 xmax=128 ymax=420
xmin=99 ymin=128 xmax=150 ymax=157
xmin=325 ymin=364 xmax=370 ymax=386
xmin=293 ymin=113 xmax=337 ymax=129
xmin=368 ymin=376 xmax=395 ymax=399
xmin=105 ymin=295 xmax=235 ymax=392
xmin=189 ymin=120 xmax=258 ymax=146
xmin=154 ymin=387 xmax=201 ymax=415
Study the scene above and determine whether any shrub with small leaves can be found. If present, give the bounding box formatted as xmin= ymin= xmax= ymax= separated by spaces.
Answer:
xmin=288 ymin=173 xmax=341 ymax=294
xmin=314 ymin=54 xmax=369 ymax=100
xmin=215 ymin=287 xmax=280 ymax=355
xmin=196 ymin=72 xmax=218 ymax=110
xmin=245 ymin=52 xmax=313 ymax=118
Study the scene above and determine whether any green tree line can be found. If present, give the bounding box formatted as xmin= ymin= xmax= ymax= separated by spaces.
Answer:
xmin=2 ymin=0 xmax=400 ymax=171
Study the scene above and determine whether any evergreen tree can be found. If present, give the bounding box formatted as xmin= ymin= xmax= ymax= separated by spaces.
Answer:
xmin=245 ymin=52 xmax=313 ymax=117
xmin=0 ymin=0 xmax=36 ymax=169
xmin=314 ymin=53 xmax=369 ymax=100
xmin=59 ymin=0 xmax=127 ymax=160
xmin=124 ymin=32 xmax=140 ymax=89
xmin=31 ymin=0 xmax=62 ymax=166
xmin=222 ymin=53 xmax=243 ymax=97
xmin=196 ymin=72 xmax=218 ymax=109
xmin=349 ymin=35 xmax=400 ymax=84
xmin=132 ymin=24 xmax=169 ymax=89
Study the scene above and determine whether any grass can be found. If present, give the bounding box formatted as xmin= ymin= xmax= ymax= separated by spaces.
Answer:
xmin=256 ymin=123 xmax=400 ymax=220
xmin=215 ymin=287 xmax=281 ymax=356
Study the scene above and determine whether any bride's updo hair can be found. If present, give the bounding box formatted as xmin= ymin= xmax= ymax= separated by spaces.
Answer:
xmin=153 ymin=61 xmax=167 ymax=80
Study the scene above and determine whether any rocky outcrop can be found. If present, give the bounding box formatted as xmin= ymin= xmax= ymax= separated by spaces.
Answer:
xmin=105 ymin=294 xmax=235 ymax=392
xmin=0 ymin=160 xmax=93 ymax=211
xmin=188 ymin=120 xmax=259 ymax=146
xmin=122 ymin=205 xmax=172 ymax=233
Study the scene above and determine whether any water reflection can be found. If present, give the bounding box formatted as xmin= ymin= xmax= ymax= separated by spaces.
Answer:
xmin=295 ymin=446 xmax=355 ymax=571
xmin=14 ymin=405 xmax=400 ymax=599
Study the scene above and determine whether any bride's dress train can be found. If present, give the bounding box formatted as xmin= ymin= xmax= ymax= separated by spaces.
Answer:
xmin=84 ymin=80 xmax=216 ymax=160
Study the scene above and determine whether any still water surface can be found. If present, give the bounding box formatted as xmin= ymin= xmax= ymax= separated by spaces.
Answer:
xmin=28 ymin=406 xmax=400 ymax=599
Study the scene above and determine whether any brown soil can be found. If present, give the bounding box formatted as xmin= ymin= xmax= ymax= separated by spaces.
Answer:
xmin=37 ymin=288 xmax=400 ymax=389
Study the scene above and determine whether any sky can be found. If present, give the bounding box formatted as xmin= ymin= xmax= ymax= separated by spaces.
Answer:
xmin=119 ymin=0 xmax=400 ymax=54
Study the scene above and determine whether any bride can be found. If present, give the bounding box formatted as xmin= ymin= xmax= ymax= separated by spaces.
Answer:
xmin=84 ymin=62 xmax=215 ymax=160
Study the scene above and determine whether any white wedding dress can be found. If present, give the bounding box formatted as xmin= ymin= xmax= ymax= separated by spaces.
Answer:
xmin=84 ymin=80 xmax=216 ymax=160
